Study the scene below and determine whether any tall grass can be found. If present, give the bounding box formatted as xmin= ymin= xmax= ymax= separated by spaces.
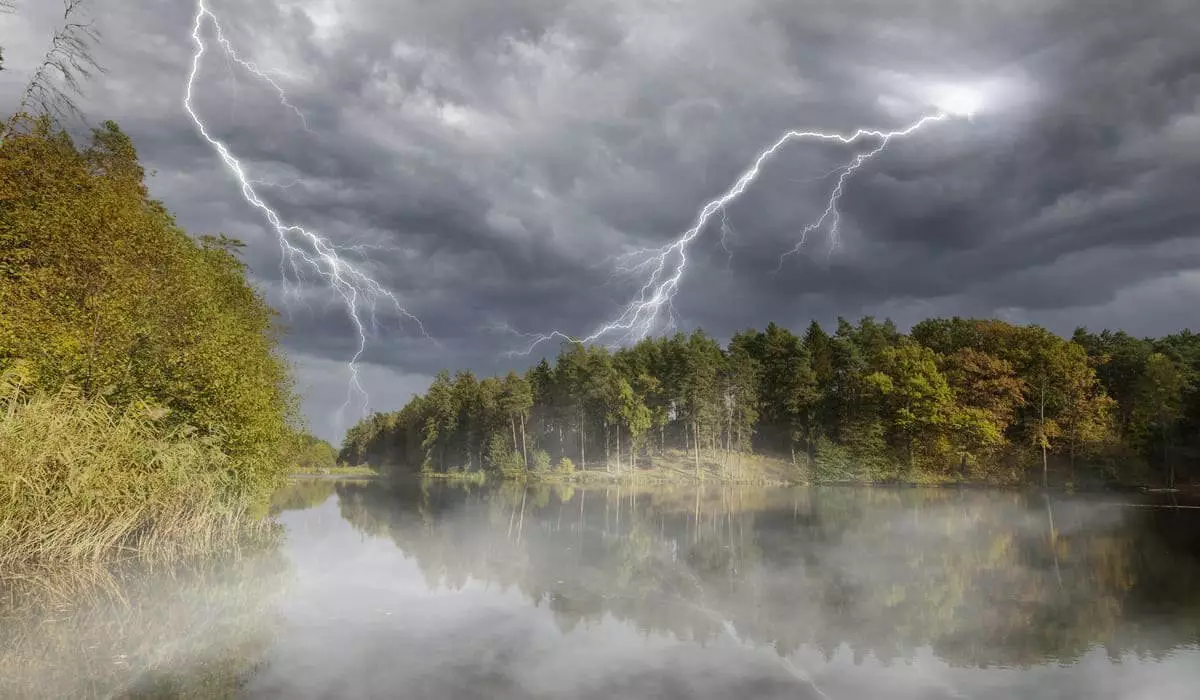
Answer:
xmin=0 ymin=374 xmax=270 ymax=569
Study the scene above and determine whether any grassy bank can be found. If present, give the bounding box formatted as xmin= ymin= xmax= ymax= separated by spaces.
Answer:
xmin=416 ymin=450 xmax=817 ymax=487
xmin=409 ymin=448 xmax=1062 ymax=489
xmin=0 ymin=378 xmax=274 ymax=571
xmin=289 ymin=464 xmax=379 ymax=478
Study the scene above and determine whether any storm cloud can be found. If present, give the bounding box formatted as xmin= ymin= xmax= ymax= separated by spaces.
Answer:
xmin=2 ymin=0 xmax=1197 ymax=440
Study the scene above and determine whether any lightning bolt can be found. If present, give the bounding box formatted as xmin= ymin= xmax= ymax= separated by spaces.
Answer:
xmin=185 ymin=0 xmax=431 ymax=429
xmin=520 ymin=109 xmax=957 ymax=353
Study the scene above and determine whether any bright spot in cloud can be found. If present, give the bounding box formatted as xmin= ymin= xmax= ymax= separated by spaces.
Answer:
xmin=935 ymin=86 xmax=984 ymax=117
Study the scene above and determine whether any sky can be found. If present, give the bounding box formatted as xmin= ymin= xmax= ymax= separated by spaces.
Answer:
xmin=2 ymin=0 xmax=1198 ymax=443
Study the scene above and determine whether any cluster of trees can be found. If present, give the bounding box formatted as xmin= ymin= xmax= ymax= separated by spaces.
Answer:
xmin=1 ymin=114 xmax=300 ymax=497
xmin=343 ymin=318 xmax=1200 ymax=486
xmin=290 ymin=434 xmax=338 ymax=474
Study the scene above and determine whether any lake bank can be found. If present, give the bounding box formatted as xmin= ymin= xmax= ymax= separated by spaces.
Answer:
xmin=384 ymin=447 xmax=1185 ymax=492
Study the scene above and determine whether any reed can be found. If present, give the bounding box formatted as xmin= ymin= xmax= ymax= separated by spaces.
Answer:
xmin=0 ymin=375 xmax=272 ymax=569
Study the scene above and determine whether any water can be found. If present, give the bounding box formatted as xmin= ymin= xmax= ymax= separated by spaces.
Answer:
xmin=4 ymin=480 xmax=1200 ymax=699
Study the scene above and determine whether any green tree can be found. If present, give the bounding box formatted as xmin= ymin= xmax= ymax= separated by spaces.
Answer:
xmin=867 ymin=341 xmax=955 ymax=470
xmin=500 ymin=371 xmax=534 ymax=469
xmin=615 ymin=378 xmax=652 ymax=471
xmin=724 ymin=331 xmax=762 ymax=460
xmin=1131 ymin=353 xmax=1187 ymax=487
xmin=682 ymin=331 xmax=723 ymax=475
xmin=421 ymin=371 xmax=456 ymax=472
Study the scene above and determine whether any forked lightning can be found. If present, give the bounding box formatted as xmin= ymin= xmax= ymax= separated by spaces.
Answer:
xmin=184 ymin=0 xmax=430 ymax=427
xmin=519 ymin=105 xmax=972 ymax=354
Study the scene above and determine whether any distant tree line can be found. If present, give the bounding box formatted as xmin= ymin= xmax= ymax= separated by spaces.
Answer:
xmin=341 ymin=318 xmax=1200 ymax=487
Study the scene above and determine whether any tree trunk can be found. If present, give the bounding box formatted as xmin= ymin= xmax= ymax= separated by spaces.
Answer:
xmin=580 ymin=408 xmax=586 ymax=469
xmin=616 ymin=423 xmax=621 ymax=475
xmin=604 ymin=423 xmax=611 ymax=474
xmin=519 ymin=413 xmax=528 ymax=468
xmin=1040 ymin=380 xmax=1049 ymax=489
xmin=694 ymin=419 xmax=701 ymax=477
xmin=720 ymin=403 xmax=729 ymax=468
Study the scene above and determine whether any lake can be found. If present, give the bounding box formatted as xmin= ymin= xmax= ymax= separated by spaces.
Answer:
xmin=4 ymin=480 xmax=1200 ymax=698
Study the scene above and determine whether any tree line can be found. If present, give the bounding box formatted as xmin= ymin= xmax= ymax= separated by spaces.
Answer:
xmin=342 ymin=318 xmax=1200 ymax=486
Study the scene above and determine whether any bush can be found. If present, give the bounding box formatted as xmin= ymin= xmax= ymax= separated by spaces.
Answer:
xmin=486 ymin=433 xmax=525 ymax=478
xmin=531 ymin=450 xmax=552 ymax=473
xmin=556 ymin=457 xmax=576 ymax=475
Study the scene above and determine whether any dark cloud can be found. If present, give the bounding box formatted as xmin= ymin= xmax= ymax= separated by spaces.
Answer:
xmin=2 ymin=0 xmax=1198 ymax=440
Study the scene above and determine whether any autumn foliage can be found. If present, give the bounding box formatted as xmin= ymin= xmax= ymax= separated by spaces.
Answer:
xmin=0 ymin=115 xmax=298 ymax=560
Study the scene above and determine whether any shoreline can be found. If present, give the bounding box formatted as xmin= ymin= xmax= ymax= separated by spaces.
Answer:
xmin=391 ymin=465 xmax=1197 ymax=495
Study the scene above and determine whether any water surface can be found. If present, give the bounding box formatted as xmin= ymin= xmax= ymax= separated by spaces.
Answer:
xmin=5 ymin=481 xmax=1200 ymax=698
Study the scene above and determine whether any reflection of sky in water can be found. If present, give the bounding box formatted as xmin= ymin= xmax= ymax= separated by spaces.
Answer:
xmin=243 ymin=487 xmax=1200 ymax=700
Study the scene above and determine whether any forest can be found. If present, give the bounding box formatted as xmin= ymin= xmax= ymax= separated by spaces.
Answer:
xmin=341 ymin=319 xmax=1200 ymax=487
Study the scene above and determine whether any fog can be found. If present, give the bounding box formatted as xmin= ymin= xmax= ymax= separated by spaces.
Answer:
xmin=4 ymin=482 xmax=1200 ymax=698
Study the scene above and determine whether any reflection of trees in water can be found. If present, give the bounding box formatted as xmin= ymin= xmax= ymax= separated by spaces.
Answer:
xmin=0 ymin=531 xmax=290 ymax=699
xmin=335 ymin=481 xmax=1200 ymax=668
xmin=269 ymin=479 xmax=337 ymax=514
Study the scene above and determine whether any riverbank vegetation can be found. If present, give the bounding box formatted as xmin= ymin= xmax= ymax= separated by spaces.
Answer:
xmin=341 ymin=319 xmax=1200 ymax=488
xmin=0 ymin=115 xmax=299 ymax=565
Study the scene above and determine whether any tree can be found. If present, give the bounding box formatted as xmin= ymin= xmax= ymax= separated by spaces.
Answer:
xmin=724 ymin=332 xmax=761 ymax=461
xmin=681 ymin=331 xmax=723 ymax=476
xmin=867 ymin=341 xmax=955 ymax=470
xmin=500 ymin=371 xmax=533 ymax=469
xmin=1072 ymin=328 xmax=1152 ymax=438
xmin=1053 ymin=342 xmax=1115 ymax=476
xmin=291 ymin=434 xmax=337 ymax=473
xmin=752 ymin=323 xmax=818 ymax=461
xmin=942 ymin=348 xmax=1026 ymax=466
xmin=1131 ymin=353 xmax=1187 ymax=487
xmin=615 ymin=378 xmax=652 ymax=471
xmin=421 ymin=372 xmax=456 ymax=471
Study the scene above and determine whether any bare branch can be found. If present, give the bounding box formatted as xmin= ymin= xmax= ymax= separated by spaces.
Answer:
xmin=17 ymin=0 xmax=106 ymax=123
xmin=0 ymin=1 xmax=14 ymax=71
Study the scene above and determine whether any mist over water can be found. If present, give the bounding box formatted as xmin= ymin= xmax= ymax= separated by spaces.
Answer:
xmin=5 ymin=481 xmax=1200 ymax=699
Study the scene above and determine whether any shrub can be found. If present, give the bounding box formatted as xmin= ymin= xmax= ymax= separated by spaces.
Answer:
xmin=556 ymin=457 xmax=576 ymax=475
xmin=486 ymin=433 xmax=525 ymax=478
xmin=531 ymin=450 xmax=551 ymax=473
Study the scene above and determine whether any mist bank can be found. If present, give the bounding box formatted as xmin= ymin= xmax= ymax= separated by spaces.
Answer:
xmin=342 ymin=319 xmax=1200 ymax=489
xmin=329 ymin=480 xmax=1200 ymax=676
